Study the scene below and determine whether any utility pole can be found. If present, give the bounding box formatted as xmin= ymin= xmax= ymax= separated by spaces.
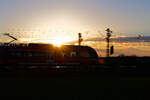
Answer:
xmin=106 ymin=28 xmax=112 ymax=57
xmin=78 ymin=33 xmax=83 ymax=46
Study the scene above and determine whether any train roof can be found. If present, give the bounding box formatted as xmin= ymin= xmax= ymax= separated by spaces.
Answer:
xmin=0 ymin=43 xmax=96 ymax=52
xmin=0 ymin=43 xmax=53 ymax=47
xmin=0 ymin=43 xmax=92 ymax=48
xmin=60 ymin=45 xmax=96 ymax=51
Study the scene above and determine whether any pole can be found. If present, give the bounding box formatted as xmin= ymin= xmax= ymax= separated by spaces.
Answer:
xmin=106 ymin=37 xmax=110 ymax=57
xmin=78 ymin=33 xmax=83 ymax=46
xmin=106 ymin=28 xmax=112 ymax=57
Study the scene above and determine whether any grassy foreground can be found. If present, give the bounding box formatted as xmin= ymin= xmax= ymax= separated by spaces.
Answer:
xmin=0 ymin=70 xmax=149 ymax=99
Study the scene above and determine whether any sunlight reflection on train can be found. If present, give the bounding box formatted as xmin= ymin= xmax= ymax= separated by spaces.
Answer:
xmin=52 ymin=66 xmax=69 ymax=69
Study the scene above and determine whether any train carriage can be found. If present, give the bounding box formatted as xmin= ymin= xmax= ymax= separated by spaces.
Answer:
xmin=0 ymin=43 xmax=99 ymax=68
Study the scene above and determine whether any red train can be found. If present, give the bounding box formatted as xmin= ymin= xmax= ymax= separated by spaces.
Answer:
xmin=0 ymin=43 xmax=100 ymax=67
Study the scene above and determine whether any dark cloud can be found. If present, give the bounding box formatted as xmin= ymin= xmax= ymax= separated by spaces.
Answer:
xmin=84 ymin=36 xmax=150 ymax=43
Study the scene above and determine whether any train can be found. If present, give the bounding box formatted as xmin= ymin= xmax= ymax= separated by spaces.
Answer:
xmin=0 ymin=43 xmax=101 ymax=68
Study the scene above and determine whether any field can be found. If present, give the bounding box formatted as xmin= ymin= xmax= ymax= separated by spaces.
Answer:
xmin=0 ymin=67 xmax=150 ymax=99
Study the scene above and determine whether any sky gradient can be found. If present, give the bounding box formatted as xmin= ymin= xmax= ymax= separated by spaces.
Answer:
xmin=0 ymin=0 xmax=150 ymax=36
xmin=0 ymin=0 xmax=150 ymax=56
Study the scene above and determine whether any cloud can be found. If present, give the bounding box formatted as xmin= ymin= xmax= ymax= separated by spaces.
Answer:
xmin=95 ymin=47 xmax=150 ymax=57
xmin=84 ymin=36 xmax=150 ymax=43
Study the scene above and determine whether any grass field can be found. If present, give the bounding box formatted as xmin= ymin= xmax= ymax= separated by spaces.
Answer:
xmin=0 ymin=70 xmax=150 ymax=99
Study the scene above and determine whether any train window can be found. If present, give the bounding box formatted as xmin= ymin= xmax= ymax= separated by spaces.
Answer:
xmin=62 ymin=52 xmax=70 ymax=57
xmin=60 ymin=51 xmax=75 ymax=58
xmin=6 ymin=51 xmax=22 ymax=58
xmin=70 ymin=52 xmax=77 ymax=57
xmin=61 ymin=52 xmax=65 ymax=57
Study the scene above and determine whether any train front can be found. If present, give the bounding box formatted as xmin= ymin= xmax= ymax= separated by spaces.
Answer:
xmin=53 ymin=45 xmax=100 ymax=66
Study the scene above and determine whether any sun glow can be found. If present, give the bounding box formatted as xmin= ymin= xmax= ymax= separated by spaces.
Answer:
xmin=43 ymin=36 xmax=74 ymax=46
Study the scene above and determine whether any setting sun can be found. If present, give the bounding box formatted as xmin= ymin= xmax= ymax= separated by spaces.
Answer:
xmin=43 ymin=36 xmax=74 ymax=46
